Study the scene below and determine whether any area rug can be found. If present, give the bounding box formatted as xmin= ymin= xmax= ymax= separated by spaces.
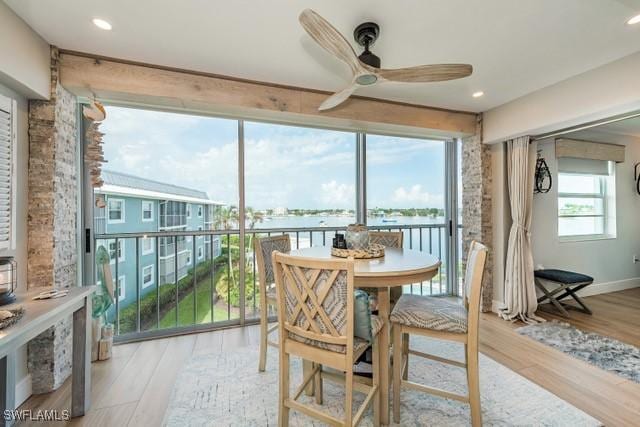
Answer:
xmin=163 ymin=336 xmax=600 ymax=426
xmin=517 ymin=321 xmax=640 ymax=384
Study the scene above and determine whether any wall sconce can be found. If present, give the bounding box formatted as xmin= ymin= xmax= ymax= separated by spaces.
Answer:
xmin=0 ymin=257 xmax=17 ymax=305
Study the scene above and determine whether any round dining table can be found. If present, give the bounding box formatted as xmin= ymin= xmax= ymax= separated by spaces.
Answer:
xmin=290 ymin=246 xmax=441 ymax=425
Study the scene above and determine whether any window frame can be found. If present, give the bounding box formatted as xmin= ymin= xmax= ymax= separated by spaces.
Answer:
xmin=186 ymin=203 xmax=192 ymax=219
xmin=141 ymin=237 xmax=154 ymax=255
xmin=557 ymin=172 xmax=613 ymax=241
xmin=197 ymin=245 xmax=203 ymax=260
xmin=108 ymin=198 xmax=125 ymax=224
xmin=142 ymin=264 xmax=154 ymax=289
xmin=141 ymin=200 xmax=154 ymax=222
xmin=117 ymin=276 xmax=126 ymax=301
xmin=109 ymin=239 xmax=125 ymax=263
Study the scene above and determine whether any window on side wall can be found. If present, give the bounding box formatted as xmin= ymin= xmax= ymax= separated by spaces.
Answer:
xmin=197 ymin=205 xmax=203 ymax=218
xmin=142 ymin=200 xmax=154 ymax=222
xmin=557 ymin=158 xmax=616 ymax=241
xmin=142 ymin=265 xmax=154 ymax=288
xmin=141 ymin=237 xmax=154 ymax=255
xmin=118 ymin=276 xmax=126 ymax=301
xmin=108 ymin=199 xmax=125 ymax=223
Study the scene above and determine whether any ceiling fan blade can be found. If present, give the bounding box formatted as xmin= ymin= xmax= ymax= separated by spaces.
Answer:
xmin=377 ymin=64 xmax=473 ymax=83
xmin=299 ymin=9 xmax=364 ymax=76
xmin=319 ymin=84 xmax=359 ymax=111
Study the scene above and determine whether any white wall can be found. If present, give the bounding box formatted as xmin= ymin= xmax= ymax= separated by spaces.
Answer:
xmin=483 ymin=52 xmax=640 ymax=144
xmin=530 ymin=132 xmax=640 ymax=294
xmin=0 ymin=1 xmax=49 ymax=99
xmin=0 ymin=82 xmax=32 ymax=405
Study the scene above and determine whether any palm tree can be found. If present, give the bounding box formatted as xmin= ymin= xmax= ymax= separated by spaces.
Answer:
xmin=245 ymin=207 xmax=264 ymax=270
xmin=213 ymin=206 xmax=239 ymax=292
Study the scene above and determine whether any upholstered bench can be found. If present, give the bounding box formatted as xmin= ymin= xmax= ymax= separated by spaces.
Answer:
xmin=534 ymin=269 xmax=594 ymax=317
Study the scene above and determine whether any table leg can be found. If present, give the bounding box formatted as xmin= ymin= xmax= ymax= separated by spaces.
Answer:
xmin=378 ymin=287 xmax=390 ymax=426
xmin=72 ymin=296 xmax=92 ymax=417
xmin=0 ymin=351 xmax=16 ymax=427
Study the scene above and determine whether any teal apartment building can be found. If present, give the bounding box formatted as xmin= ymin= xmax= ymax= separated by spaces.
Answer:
xmin=94 ymin=170 xmax=222 ymax=308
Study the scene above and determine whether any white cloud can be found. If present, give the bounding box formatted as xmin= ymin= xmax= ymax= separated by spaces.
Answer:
xmin=392 ymin=185 xmax=443 ymax=207
xmin=320 ymin=181 xmax=355 ymax=207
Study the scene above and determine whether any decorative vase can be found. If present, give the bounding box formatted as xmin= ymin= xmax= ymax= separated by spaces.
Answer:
xmin=346 ymin=224 xmax=369 ymax=250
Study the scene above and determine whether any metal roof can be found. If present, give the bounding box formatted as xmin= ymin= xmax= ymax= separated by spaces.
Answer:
xmin=101 ymin=170 xmax=212 ymax=201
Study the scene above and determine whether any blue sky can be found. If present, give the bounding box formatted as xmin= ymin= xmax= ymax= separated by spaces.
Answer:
xmin=101 ymin=106 xmax=445 ymax=209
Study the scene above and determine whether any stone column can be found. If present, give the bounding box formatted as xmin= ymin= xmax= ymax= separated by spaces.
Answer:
xmin=461 ymin=114 xmax=493 ymax=312
xmin=26 ymin=47 xmax=78 ymax=393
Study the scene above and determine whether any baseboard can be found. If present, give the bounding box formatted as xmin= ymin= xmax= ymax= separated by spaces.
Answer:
xmin=15 ymin=374 xmax=32 ymax=407
xmin=575 ymin=277 xmax=640 ymax=297
xmin=490 ymin=277 xmax=640 ymax=314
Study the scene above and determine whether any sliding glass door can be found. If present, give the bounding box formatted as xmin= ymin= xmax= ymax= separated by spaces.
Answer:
xmin=84 ymin=105 xmax=462 ymax=340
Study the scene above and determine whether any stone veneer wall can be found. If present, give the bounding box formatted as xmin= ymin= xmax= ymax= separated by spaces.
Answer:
xmin=26 ymin=47 xmax=78 ymax=393
xmin=462 ymin=114 xmax=493 ymax=312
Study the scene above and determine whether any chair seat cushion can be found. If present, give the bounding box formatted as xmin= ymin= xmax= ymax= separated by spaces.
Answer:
xmin=534 ymin=269 xmax=593 ymax=284
xmin=288 ymin=314 xmax=383 ymax=357
xmin=390 ymin=295 xmax=468 ymax=334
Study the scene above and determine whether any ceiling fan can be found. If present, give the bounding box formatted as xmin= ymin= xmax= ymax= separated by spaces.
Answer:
xmin=299 ymin=9 xmax=473 ymax=111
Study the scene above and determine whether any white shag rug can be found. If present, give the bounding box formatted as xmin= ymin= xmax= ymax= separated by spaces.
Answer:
xmin=164 ymin=336 xmax=601 ymax=426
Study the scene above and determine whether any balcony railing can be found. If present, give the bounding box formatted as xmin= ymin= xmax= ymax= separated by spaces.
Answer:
xmin=95 ymin=223 xmax=458 ymax=342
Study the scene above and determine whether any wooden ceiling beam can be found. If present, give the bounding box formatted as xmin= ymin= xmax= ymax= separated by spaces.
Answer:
xmin=59 ymin=52 xmax=477 ymax=137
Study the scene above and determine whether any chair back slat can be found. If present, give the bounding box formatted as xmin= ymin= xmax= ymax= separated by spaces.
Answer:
xmin=273 ymin=253 xmax=354 ymax=353
xmin=463 ymin=240 xmax=488 ymax=334
xmin=369 ymin=231 xmax=403 ymax=248
xmin=255 ymin=235 xmax=291 ymax=298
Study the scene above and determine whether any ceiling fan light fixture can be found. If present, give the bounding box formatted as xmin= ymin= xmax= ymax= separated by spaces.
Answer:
xmin=472 ymin=91 xmax=484 ymax=98
xmin=627 ymin=14 xmax=640 ymax=25
xmin=92 ymin=18 xmax=112 ymax=30
xmin=356 ymin=74 xmax=378 ymax=85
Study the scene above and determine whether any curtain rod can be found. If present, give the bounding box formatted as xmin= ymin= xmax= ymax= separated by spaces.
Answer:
xmin=530 ymin=109 xmax=640 ymax=142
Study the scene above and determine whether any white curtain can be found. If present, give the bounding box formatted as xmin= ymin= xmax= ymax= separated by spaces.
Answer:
xmin=500 ymin=136 xmax=544 ymax=323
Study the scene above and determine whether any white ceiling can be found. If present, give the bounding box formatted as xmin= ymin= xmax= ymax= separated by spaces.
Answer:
xmin=6 ymin=0 xmax=640 ymax=112
xmin=592 ymin=116 xmax=640 ymax=138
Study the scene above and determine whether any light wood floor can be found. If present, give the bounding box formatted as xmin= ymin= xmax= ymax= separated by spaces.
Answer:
xmin=18 ymin=288 xmax=640 ymax=427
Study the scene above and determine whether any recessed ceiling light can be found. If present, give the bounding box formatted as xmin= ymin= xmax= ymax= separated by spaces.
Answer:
xmin=92 ymin=18 xmax=112 ymax=30
xmin=472 ymin=91 xmax=484 ymax=98
xmin=627 ymin=14 xmax=640 ymax=25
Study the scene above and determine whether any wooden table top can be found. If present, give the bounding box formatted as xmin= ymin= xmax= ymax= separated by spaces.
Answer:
xmin=0 ymin=286 xmax=95 ymax=351
xmin=289 ymin=246 xmax=441 ymax=288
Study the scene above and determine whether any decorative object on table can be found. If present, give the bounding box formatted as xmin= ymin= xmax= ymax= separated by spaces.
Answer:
xmin=332 ymin=232 xmax=347 ymax=249
xmin=0 ymin=257 xmax=17 ymax=305
xmin=517 ymin=321 xmax=640 ymax=384
xmin=92 ymin=245 xmax=116 ymax=362
xmin=534 ymin=150 xmax=552 ymax=194
xmin=163 ymin=336 xmax=600 ymax=427
xmin=534 ymin=269 xmax=594 ymax=318
xmin=32 ymin=288 xmax=69 ymax=300
xmin=331 ymin=243 xmax=385 ymax=259
xmin=0 ymin=306 xmax=24 ymax=330
xmin=345 ymin=223 xmax=369 ymax=250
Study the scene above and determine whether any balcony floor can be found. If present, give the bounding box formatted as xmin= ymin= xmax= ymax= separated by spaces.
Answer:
xmin=17 ymin=289 xmax=640 ymax=427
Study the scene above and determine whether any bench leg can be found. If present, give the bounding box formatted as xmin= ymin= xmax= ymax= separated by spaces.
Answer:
xmin=535 ymin=280 xmax=570 ymax=317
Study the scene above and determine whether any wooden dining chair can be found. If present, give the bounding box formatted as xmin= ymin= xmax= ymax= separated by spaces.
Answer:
xmin=255 ymin=235 xmax=291 ymax=372
xmin=391 ymin=240 xmax=488 ymax=426
xmin=368 ymin=231 xmax=404 ymax=304
xmin=272 ymin=252 xmax=383 ymax=427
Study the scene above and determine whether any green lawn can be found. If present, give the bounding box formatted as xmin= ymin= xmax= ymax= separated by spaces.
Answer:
xmin=159 ymin=269 xmax=240 ymax=328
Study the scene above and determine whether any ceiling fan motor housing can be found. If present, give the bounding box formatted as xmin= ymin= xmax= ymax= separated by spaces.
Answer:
xmin=354 ymin=22 xmax=381 ymax=68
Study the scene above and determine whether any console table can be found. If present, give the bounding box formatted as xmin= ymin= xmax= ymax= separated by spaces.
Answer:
xmin=0 ymin=287 xmax=95 ymax=424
